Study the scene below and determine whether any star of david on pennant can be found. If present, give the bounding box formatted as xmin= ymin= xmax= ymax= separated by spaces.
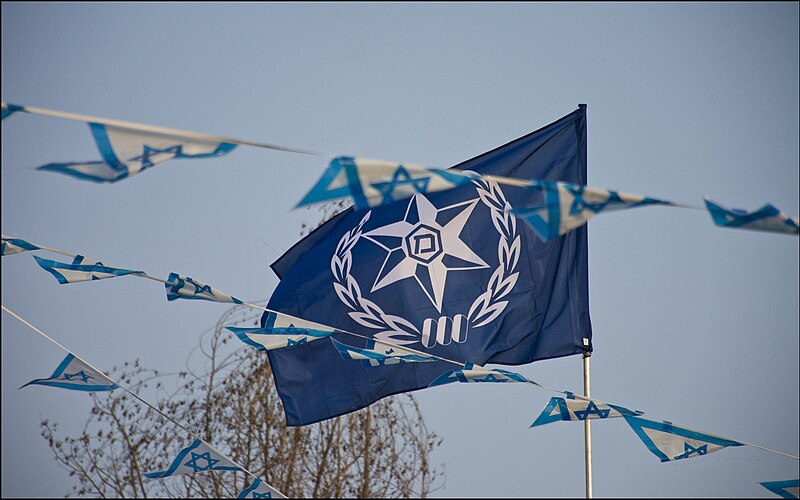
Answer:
xmin=370 ymin=165 xmax=431 ymax=205
xmin=362 ymin=193 xmax=489 ymax=313
xmin=63 ymin=370 xmax=93 ymax=384
xmin=574 ymin=401 xmax=611 ymax=420
xmin=139 ymin=144 xmax=181 ymax=169
xmin=184 ymin=451 xmax=221 ymax=472
xmin=674 ymin=442 xmax=708 ymax=460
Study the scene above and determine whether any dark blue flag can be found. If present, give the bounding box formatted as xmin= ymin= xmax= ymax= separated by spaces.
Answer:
xmin=266 ymin=106 xmax=592 ymax=426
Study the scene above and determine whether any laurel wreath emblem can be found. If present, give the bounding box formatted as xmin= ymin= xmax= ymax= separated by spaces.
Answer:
xmin=330 ymin=176 xmax=520 ymax=346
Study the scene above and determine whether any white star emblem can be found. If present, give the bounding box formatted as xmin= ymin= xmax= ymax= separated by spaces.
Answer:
xmin=362 ymin=193 xmax=489 ymax=312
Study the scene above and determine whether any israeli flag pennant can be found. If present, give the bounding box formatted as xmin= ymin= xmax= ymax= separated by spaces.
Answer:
xmin=37 ymin=122 xmax=236 ymax=183
xmin=144 ymin=438 xmax=243 ymax=479
xmin=33 ymin=255 xmax=144 ymax=284
xmin=330 ymin=337 xmax=438 ymax=366
xmin=227 ymin=311 xmax=339 ymax=351
xmin=237 ymin=478 xmax=285 ymax=499
xmin=760 ymin=480 xmax=800 ymax=499
xmin=165 ymin=273 xmax=243 ymax=304
xmin=530 ymin=394 xmax=641 ymax=428
xmin=704 ymin=198 xmax=799 ymax=235
xmin=621 ymin=414 xmax=744 ymax=462
xmin=21 ymin=353 xmax=118 ymax=392
xmin=512 ymin=182 xmax=673 ymax=241
xmin=428 ymin=363 xmax=532 ymax=387
xmin=1 ymin=235 xmax=41 ymax=256
xmin=297 ymin=156 xmax=474 ymax=210
xmin=1 ymin=103 xmax=25 ymax=121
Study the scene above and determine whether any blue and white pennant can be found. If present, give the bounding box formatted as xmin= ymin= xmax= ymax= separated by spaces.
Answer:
xmin=530 ymin=394 xmax=642 ymax=427
xmin=238 ymin=478 xmax=284 ymax=499
xmin=330 ymin=337 xmax=438 ymax=366
xmin=33 ymin=255 xmax=144 ymax=284
xmin=37 ymin=122 xmax=236 ymax=183
xmin=428 ymin=363 xmax=534 ymax=387
xmin=760 ymin=480 xmax=800 ymax=499
xmin=165 ymin=272 xmax=243 ymax=304
xmin=511 ymin=182 xmax=673 ymax=241
xmin=704 ymin=198 xmax=799 ymax=235
xmin=227 ymin=311 xmax=339 ymax=351
xmin=296 ymin=156 xmax=474 ymax=210
xmin=621 ymin=414 xmax=744 ymax=463
xmin=144 ymin=439 xmax=243 ymax=479
xmin=21 ymin=353 xmax=118 ymax=392
xmin=1 ymin=235 xmax=41 ymax=256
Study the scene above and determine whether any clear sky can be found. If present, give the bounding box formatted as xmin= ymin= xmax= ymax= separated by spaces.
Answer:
xmin=2 ymin=3 xmax=798 ymax=498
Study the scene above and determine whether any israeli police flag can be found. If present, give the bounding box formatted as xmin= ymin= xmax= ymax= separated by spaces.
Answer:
xmin=266 ymin=106 xmax=592 ymax=426
xmin=1 ymin=235 xmax=41 ymax=256
xmin=21 ymin=353 xmax=118 ymax=392
xmin=704 ymin=198 xmax=799 ymax=235
xmin=34 ymin=255 xmax=144 ymax=284
xmin=227 ymin=311 xmax=340 ymax=351
xmin=621 ymin=414 xmax=744 ymax=462
xmin=144 ymin=439 xmax=243 ymax=479
xmin=37 ymin=122 xmax=235 ymax=183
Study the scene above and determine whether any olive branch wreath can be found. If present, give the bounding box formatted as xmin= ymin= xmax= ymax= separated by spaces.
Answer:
xmin=330 ymin=176 xmax=521 ymax=346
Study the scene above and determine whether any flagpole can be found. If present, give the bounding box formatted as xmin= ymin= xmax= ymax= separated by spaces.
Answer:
xmin=583 ymin=352 xmax=593 ymax=499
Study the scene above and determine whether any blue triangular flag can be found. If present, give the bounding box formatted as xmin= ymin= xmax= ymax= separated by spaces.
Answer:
xmin=38 ymin=122 xmax=236 ymax=183
xmin=34 ymin=255 xmax=144 ymax=284
xmin=21 ymin=354 xmax=118 ymax=392
xmin=144 ymin=439 xmax=242 ymax=479
xmin=621 ymin=414 xmax=744 ymax=462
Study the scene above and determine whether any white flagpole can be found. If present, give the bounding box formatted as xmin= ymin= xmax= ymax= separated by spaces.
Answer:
xmin=583 ymin=352 xmax=593 ymax=499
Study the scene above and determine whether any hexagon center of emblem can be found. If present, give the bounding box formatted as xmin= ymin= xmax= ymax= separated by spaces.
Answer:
xmin=404 ymin=224 xmax=443 ymax=264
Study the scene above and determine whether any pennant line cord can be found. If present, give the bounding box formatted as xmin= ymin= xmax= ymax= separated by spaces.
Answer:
xmin=5 ymin=103 xmax=789 ymax=216
xmin=5 ymin=102 xmax=334 ymax=159
xmin=10 ymin=241 xmax=799 ymax=462
xmin=1 ymin=304 xmax=287 ymax=497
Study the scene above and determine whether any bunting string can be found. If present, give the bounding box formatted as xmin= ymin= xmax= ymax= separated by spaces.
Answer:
xmin=4 ymin=238 xmax=798 ymax=463
xmin=3 ymin=102 xmax=796 ymax=236
xmin=1 ymin=304 xmax=286 ymax=498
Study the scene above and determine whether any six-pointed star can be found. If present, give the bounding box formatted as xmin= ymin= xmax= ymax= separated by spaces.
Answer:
xmin=362 ymin=193 xmax=488 ymax=312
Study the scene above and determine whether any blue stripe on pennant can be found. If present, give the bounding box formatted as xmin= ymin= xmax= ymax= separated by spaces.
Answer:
xmin=296 ymin=156 xmax=355 ymax=208
xmin=341 ymin=157 xmax=370 ymax=210
xmin=1 ymin=103 xmax=25 ymax=120
xmin=33 ymin=255 xmax=143 ymax=284
xmin=36 ymin=161 xmax=129 ymax=183
xmin=530 ymin=397 xmax=570 ymax=428
xmin=760 ymin=480 xmax=800 ymax=499
xmin=144 ymin=439 xmax=204 ymax=478
xmin=1 ymin=237 xmax=40 ymax=254
xmin=622 ymin=414 xmax=743 ymax=463
xmin=237 ymin=478 xmax=263 ymax=498
xmin=227 ymin=328 xmax=268 ymax=352
xmin=24 ymin=380 xmax=119 ymax=392
xmin=89 ymin=123 xmax=126 ymax=171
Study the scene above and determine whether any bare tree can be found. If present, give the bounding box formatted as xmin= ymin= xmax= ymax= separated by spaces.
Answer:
xmin=40 ymin=302 xmax=444 ymax=498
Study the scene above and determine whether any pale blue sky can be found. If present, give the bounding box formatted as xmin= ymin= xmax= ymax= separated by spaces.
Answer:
xmin=2 ymin=3 xmax=798 ymax=498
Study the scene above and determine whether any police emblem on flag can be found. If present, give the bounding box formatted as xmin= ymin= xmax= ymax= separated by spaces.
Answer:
xmin=331 ymin=175 xmax=520 ymax=349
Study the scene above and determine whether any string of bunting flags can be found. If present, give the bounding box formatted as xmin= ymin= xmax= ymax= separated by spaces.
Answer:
xmin=2 ymin=102 xmax=797 ymax=237
xmin=3 ymin=235 xmax=798 ymax=469
xmin=3 ymin=102 xmax=798 ymax=497
xmin=1 ymin=305 xmax=285 ymax=499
